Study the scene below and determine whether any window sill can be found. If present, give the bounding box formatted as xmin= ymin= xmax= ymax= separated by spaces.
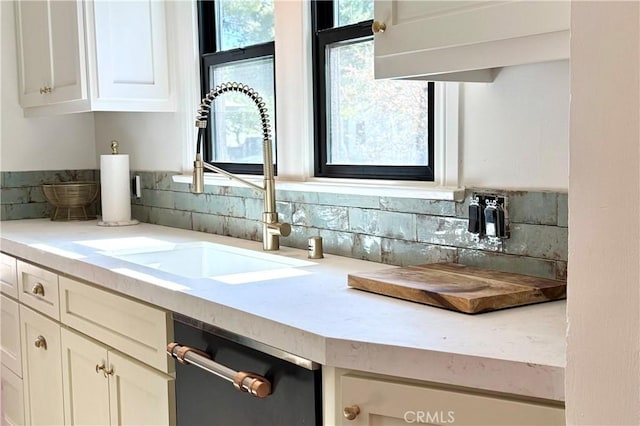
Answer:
xmin=172 ymin=174 xmax=465 ymax=201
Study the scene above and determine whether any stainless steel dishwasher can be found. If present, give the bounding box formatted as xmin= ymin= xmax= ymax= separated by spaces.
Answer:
xmin=170 ymin=314 xmax=322 ymax=426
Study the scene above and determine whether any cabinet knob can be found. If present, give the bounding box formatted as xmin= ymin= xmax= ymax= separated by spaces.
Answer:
xmin=96 ymin=363 xmax=113 ymax=378
xmin=34 ymin=335 xmax=47 ymax=350
xmin=343 ymin=405 xmax=360 ymax=421
xmin=96 ymin=363 xmax=106 ymax=376
xmin=31 ymin=282 xmax=45 ymax=297
xmin=371 ymin=21 xmax=386 ymax=34
xmin=39 ymin=86 xmax=52 ymax=94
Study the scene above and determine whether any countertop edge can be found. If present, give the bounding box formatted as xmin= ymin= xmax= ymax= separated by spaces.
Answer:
xmin=324 ymin=337 xmax=565 ymax=402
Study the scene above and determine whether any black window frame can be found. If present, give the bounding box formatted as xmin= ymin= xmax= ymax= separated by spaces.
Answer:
xmin=311 ymin=1 xmax=435 ymax=181
xmin=197 ymin=0 xmax=277 ymax=176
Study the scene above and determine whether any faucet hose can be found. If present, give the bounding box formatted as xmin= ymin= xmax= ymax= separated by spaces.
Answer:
xmin=195 ymin=82 xmax=271 ymax=147
xmin=194 ymin=82 xmax=273 ymax=177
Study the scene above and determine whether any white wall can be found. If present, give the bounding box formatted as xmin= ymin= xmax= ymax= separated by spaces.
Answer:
xmin=0 ymin=1 xmax=96 ymax=172
xmin=94 ymin=111 xmax=186 ymax=171
xmin=461 ymin=60 xmax=569 ymax=191
xmin=567 ymin=2 xmax=640 ymax=424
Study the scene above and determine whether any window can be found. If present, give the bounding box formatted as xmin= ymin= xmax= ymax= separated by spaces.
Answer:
xmin=197 ymin=0 xmax=276 ymax=175
xmin=311 ymin=0 xmax=435 ymax=180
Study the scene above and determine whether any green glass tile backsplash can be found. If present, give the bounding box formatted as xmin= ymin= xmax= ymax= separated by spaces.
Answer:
xmin=1 ymin=170 xmax=98 ymax=221
xmin=1 ymin=170 xmax=568 ymax=280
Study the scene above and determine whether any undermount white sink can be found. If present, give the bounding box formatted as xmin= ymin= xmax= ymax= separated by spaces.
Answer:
xmin=101 ymin=241 xmax=316 ymax=283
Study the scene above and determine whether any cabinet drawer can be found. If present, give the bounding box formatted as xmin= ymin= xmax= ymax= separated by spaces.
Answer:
xmin=17 ymin=260 xmax=60 ymax=320
xmin=1 ymin=364 xmax=25 ymax=426
xmin=0 ymin=253 xmax=18 ymax=298
xmin=59 ymin=276 xmax=173 ymax=374
xmin=340 ymin=375 xmax=565 ymax=426
xmin=1 ymin=295 xmax=22 ymax=376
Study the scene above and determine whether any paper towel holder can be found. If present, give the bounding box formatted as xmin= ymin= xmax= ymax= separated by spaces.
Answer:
xmin=97 ymin=140 xmax=139 ymax=227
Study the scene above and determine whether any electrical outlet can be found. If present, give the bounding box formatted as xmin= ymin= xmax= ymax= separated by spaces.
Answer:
xmin=132 ymin=175 xmax=141 ymax=199
xmin=470 ymin=192 xmax=510 ymax=240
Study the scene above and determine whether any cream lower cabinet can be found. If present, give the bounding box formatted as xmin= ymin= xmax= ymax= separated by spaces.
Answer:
xmin=59 ymin=275 xmax=175 ymax=425
xmin=1 ymin=296 xmax=22 ymax=379
xmin=61 ymin=328 xmax=175 ymax=426
xmin=0 ymin=255 xmax=24 ymax=426
xmin=61 ymin=328 xmax=110 ymax=425
xmin=1 ymin=253 xmax=19 ymax=298
xmin=326 ymin=371 xmax=564 ymax=426
xmin=19 ymin=305 xmax=64 ymax=426
xmin=3 ymin=256 xmax=174 ymax=426
xmin=1 ymin=365 xmax=25 ymax=426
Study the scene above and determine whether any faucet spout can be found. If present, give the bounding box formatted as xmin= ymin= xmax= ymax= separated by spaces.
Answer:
xmin=192 ymin=82 xmax=289 ymax=251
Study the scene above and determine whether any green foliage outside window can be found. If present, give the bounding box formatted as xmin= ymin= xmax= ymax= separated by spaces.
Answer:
xmin=217 ymin=0 xmax=274 ymax=50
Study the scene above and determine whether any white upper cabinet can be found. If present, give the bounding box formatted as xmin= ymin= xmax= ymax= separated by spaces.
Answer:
xmin=14 ymin=0 xmax=174 ymax=116
xmin=85 ymin=0 xmax=173 ymax=111
xmin=14 ymin=0 xmax=86 ymax=109
xmin=373 ymin=1 xmax=570 ymax=82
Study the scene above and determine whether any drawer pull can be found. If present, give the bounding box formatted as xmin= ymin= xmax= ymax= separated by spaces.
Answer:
xmin=31 ymin=282 xmax=45 ymax=297
xmin=34 ymin=335 xmax=47 ymax=350
xmin=343 ymin=405 xmax=360 ymax=421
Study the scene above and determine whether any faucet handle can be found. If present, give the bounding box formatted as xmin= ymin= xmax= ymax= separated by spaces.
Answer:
xmin=262 ymin=213 xmax=291 ymax=237
xmin=267 ymin=221 xmax=291 ymax=237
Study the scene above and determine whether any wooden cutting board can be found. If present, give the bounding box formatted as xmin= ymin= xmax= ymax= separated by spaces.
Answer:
xmin=347 ymin=263 xmax=566 ymax=314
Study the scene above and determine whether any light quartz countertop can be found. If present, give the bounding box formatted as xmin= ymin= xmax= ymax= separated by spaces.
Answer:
xmin=0 ymin=219 xmax=566 ymax=401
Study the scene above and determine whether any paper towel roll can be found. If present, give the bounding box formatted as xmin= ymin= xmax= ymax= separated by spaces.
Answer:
xmin=98 ymin=154 xmax=138 ymax=226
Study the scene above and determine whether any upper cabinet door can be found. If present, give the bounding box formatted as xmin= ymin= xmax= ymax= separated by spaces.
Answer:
xmin=47 ymin=0 xmax=86 ymax=105
xmin=373 ymin=0 xmax=571 ymax=82
xmin=87 ymin=0 xmax=174 ymax=111
xmin=15 ymin=1 xmax=53 ymax=107
xmin=14 ymin=0 xmax=86 ymax=108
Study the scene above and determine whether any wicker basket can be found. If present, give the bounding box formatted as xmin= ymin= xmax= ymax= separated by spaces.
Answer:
xmin=41 ymin=182 xmax=100 ymax=221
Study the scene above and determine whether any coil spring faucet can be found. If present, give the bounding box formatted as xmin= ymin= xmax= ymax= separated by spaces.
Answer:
xmin=193 ymin=82 xmax=290 ymax=251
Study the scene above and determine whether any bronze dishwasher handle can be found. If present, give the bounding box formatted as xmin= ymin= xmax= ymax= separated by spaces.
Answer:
xmin=167 ymin=342 xmax=272 ymax=399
